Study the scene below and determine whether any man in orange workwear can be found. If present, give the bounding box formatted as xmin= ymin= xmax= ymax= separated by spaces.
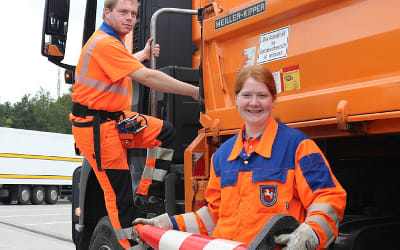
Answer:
xmin=133 ymin=65 xmax=346 ymax=250
xmin=70 ymin=0 xmax=199 ymax=249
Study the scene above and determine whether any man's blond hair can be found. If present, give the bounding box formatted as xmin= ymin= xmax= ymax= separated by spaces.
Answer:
xmin=103 ymin=0 xmax=138 ymax=19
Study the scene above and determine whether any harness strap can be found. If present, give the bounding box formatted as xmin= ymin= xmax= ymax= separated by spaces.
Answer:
xmin=71 ymin=102 xmax=123 ymax=172
xmin=93 ymin=113 xmax=102 ymax=171
xmin=72 ymin=102 xmax=123 ymax=120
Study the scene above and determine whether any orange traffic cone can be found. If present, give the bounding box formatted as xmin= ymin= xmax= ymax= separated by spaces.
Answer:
xmin=133 ymin=224 xmax=248 ymax=250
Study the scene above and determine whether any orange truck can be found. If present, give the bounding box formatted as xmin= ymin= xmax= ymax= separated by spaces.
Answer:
xmin=42 ymin=0 xmax=400 ymax=249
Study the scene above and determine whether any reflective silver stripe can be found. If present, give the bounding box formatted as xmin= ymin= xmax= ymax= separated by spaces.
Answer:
xmin=182 ymin=212 xmax=200 ymax=234
xmin=308 ymin=203 xmax=340 ymax=228
xmin=141 ymin=148 xmax=172 ymax=182
xmin=156 ymin=147 xmax=174 ymax=161
xmin=196 ymin=206 xmax=216 ymax=236
xmin=75 ymin=73 xmax=129 ymax=95
xmin=306 ymin=215 xmax=335 ymax=246
xmin=153 ymin=168 xmax=167 ymax=182
xmin=81 ymin=34 xmax=108 ymax=76
xmin=114 ymin=227 xmax=133 ymax=240
xmin=147 ymin=148 xmax=158 ymax=159
xmin=76 ymin=33 xmax=128 ymax=95
xmin=142 ymin=166 xmax=167 ymax=182
xmin=142 ymin=166 xmax=154 ymax=179
xmin=148 ymin=147 xmax=174 ymax=161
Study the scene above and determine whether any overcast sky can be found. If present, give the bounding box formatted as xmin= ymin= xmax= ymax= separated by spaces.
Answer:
xmin=0 ymin=0 xmax=85 ymax=104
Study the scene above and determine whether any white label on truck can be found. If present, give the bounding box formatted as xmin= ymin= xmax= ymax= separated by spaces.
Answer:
xmin=272 ymin=71 xmax=282 ymax=94
xmin=257 ymin=26 xmax=290 ymax=64
xmin=243 ymin=46 xmax=257 ymax=67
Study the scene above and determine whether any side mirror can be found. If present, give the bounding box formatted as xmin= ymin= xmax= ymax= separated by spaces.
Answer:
xmin=41 ymin=0 xmax=70 ymax=61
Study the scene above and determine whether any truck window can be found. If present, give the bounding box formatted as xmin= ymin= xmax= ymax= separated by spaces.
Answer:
xmin=95 ymin=0 xmax=105 ymax=29
xmin=62 ymin=0 xmax=85 ymax=66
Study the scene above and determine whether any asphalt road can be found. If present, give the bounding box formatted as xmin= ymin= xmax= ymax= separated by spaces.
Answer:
xmin=0 ymin=200 xmax=75 ymax=250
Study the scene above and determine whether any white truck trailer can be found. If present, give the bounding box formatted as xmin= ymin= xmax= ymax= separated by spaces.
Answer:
xmin=0 ymin=127 xmax=82 ymax=205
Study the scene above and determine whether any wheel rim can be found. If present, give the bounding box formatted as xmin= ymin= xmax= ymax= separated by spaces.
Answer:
xmin=99 ymin=245 xmax=112 ymax=250
xmin=36 ymin=189 xmax=44 ymax=201
xmin=50 ymin=189 xmax=58 ymax=201
xmin=21 ymin=189 xmax=30 ymax=202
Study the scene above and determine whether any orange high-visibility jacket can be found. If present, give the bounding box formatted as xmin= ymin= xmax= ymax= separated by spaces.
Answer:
xmin=71 ymin=26 xmax=143 ymax=113
xmin=172 ymin=117 xmax=346 ymax=249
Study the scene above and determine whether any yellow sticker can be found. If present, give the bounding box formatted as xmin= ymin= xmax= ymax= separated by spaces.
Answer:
xmin=281 ymin=65 xmax=301 ymax=92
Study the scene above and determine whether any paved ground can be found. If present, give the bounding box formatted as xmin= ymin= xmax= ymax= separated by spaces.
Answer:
xmin=0 ymin=200 xmax=75 ymax=249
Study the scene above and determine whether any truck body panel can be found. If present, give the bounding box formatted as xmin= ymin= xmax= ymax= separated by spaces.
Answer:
xmin=199 ymin=0 xmax=400 ymax=134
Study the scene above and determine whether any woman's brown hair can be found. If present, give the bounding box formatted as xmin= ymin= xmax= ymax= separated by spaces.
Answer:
xmin=234 ymin=65 xmax=277 ymax=99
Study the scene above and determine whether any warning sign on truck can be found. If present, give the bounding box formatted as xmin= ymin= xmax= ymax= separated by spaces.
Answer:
xmin=282 ymin=65 xmax=301 ymax=92
xmin=257 ymin=26 xmax=289 ymax=64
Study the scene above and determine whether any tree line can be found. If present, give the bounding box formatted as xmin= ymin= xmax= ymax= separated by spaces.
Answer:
xmin=0 ymin=88 xmax=72 ymax=134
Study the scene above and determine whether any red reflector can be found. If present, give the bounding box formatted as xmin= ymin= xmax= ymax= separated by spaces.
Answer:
xmin=192 ymin=152 xmax=205 ymax=176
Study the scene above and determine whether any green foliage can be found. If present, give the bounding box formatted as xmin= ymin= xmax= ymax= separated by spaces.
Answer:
xmin=0 ymin=88 xmax=72 ymax=134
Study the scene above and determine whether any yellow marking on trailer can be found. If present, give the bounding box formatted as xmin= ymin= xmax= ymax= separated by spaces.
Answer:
xmin=0 ymin=174 xmax=72 ymax=180
xmin=0 ymin=153 xmax=83 ymax=162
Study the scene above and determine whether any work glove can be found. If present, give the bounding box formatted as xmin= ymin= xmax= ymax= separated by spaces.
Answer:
xmin=132 ymin=213 xmax=173 ymax=229
xmin=274 ymin=223 xmax=319 ymax=250
xmin=132 ymin=213 xmax=174 ymax=245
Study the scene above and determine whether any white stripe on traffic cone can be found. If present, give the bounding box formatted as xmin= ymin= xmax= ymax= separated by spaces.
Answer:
xmin=133 ymin=224 xmax=248 ymax=250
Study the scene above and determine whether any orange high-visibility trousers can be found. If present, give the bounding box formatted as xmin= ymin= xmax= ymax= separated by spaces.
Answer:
xmin=71 ymin=110 xmax=175 ymax=249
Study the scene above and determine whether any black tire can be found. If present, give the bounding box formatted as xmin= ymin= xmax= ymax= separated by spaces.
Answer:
xmin=31 ymin=186 xmax=45 ymax=205
xmin=18 ymin=185 xmax=31 ymax=205
xmin=89 ymin=216 xmax=124 ymax=250
xmin=45 ymin=186 xmax=59 ymax=204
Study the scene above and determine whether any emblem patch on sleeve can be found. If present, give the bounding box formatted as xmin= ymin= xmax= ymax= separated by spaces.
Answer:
xmin=260 ymin=185 xmax=277 ymax=207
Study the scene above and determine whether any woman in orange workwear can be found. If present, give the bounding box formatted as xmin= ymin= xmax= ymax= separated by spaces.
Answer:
xmin=134 ymin=65 xmax=347 ymax=250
